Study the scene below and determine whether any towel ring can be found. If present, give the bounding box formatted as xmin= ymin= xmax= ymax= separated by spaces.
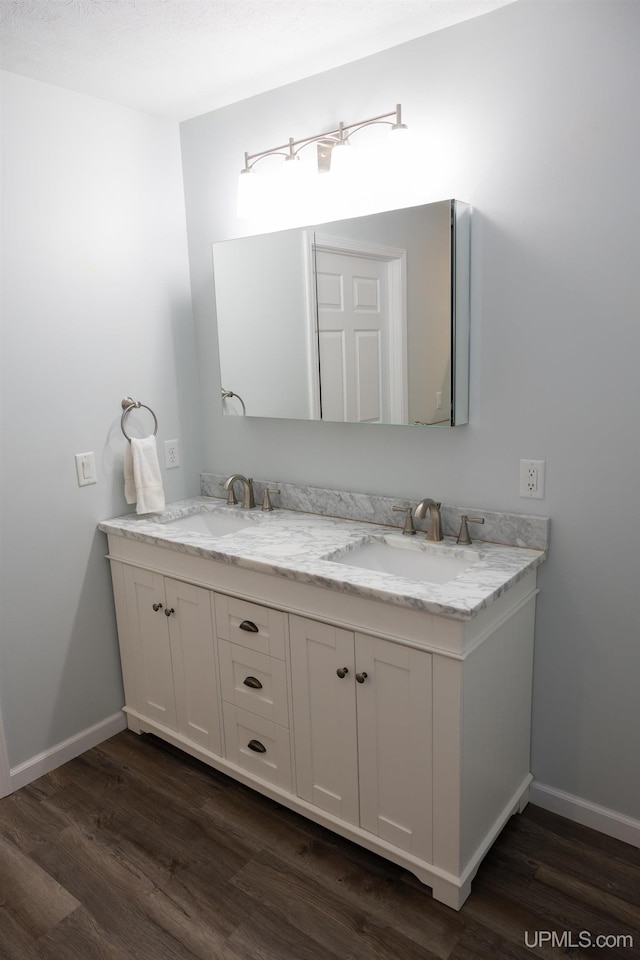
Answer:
xmin=121 ymin=397 xmax=158 ymax=442
xmin=221 ymin=388 xmax=247 ymax=416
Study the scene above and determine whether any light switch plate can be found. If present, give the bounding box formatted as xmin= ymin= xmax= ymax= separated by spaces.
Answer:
xmin=75 ymin=452 xmax=97 ymax=486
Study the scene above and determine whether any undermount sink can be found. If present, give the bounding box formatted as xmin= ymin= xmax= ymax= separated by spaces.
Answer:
xmin=160 ymin=511 xmax=256 ymax=537
xmin=330 ymin=537 xmax=479 ymax=584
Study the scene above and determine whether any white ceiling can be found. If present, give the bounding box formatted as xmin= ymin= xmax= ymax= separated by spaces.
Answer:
xmin=0 ymin=0 xmax=515 ymax=121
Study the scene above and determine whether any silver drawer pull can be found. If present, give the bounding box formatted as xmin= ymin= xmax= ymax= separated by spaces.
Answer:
xmin=247 ymin=739 xmax=266 ymax=753
xmin=243 ymin=676 xmax=263 ymax=690
xmin=239 ymin=620 xmax=259 ymax=633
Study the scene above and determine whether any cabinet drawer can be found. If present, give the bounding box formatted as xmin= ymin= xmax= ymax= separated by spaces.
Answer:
xmin=214 ymin=594 xmax=286 ymax=659
xmin=219 ymin=640 xmax=289 ymax=727
xmin=222 ymin=703 xmax=292 ymax=791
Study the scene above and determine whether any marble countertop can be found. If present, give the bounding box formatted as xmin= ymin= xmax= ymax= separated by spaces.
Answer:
xmin=98 ymin=497 xmax=546 ymax=620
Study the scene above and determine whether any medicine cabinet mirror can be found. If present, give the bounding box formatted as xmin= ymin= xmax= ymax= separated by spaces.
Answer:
xmin=214 ymin=199 xmax=470 ymax=426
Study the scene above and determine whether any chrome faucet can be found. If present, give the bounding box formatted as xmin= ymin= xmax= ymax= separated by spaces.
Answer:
xmin=223 ymin=474 xmax=255 ymax=509
xmin=414 ymin=498 xmax=443 ymax=541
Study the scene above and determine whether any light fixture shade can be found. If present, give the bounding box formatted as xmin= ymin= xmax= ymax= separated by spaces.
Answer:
xmin=377 ymin=122 xmax=413 ymax=174
xmin=327 ymin=140 xmax=353 ymax=178
xmin=390 ymin=121 xmax=410 ymax=138
xmin=282 ymin=155 xmax=308 ymax=186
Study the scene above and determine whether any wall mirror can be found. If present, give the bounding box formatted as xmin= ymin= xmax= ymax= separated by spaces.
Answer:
xmin=213 ymin=199 xmax=470 ymax=426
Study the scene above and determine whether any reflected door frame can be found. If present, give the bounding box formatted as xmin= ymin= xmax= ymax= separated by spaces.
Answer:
xmin=305 ymin=233 xmax=407 ymax=423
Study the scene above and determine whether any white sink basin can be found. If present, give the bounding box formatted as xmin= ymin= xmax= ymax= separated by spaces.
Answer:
xmin=161 ymin=511 xmax=256 ymax=537
xmin=330 ymin=538 xmax=478 ymax=584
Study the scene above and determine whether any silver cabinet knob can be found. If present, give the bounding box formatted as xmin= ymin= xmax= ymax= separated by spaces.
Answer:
xmin=152 ymin=602 xmax=163 ymax=612
xmin=336 ymin=667 xmax=349 ymax=678
xmin=355 ymin=672 xmax=368 ymax=684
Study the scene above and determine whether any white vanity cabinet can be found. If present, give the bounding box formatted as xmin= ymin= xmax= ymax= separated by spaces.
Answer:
xmin=104 ymin=533 xmax=539 ymax=911
xmin=290 ymin=617 xmax=432 ymax=862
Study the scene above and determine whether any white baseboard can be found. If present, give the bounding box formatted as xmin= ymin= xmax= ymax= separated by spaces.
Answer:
xmin=9 ymin=712 xmax=127 ymax=793
xmin=531 ymin=780 xmax=640 ymax=849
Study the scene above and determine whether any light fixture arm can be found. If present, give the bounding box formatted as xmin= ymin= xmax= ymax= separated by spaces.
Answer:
xmin=241 ymin=104 xmax=406 ymax=173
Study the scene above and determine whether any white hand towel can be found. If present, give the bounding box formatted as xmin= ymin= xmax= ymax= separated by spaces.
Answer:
xmin=124 ymin=435 xmax=165 ymax=514
xmin=124 ymin=443 xmax=136 ymax=504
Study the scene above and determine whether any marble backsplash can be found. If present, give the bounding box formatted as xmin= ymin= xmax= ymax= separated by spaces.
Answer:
xmin=200 ymin=473 xmax=549 ymax=552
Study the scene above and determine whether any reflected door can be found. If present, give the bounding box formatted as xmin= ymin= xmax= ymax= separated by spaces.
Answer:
xmin=316 ymin=251 xmax=391 ymax=422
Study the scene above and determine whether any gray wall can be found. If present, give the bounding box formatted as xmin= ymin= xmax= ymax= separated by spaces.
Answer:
xmin=180 ymin=1 xmax=640 ymax=822
xmin=0 ymin=72 xmax=200 ymax=767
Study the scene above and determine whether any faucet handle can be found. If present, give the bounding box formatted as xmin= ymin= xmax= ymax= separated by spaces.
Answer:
xmin=456 ymin=515 xmax=485 ymax=545
xmin=392 ymin=505 xmax=416 ymax=536
xmin=261 ymin=488 xmax=280 ymax=512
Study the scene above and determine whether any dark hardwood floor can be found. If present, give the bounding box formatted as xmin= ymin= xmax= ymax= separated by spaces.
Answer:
xmin=1 ymin=731 xmax=638 ymax=959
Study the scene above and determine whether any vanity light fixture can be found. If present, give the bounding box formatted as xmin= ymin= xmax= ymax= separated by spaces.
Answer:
xmin=237 ymin=104 xmax=407 ymax=216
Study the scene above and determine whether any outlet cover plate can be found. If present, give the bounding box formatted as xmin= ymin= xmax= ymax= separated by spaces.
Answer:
xmin=164 ymin=439 xmax=180 ymax=469
xmin=519 ymin=458 xmax=545 ymax=499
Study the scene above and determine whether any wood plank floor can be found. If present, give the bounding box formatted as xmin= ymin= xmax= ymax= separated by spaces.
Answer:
xmin=1 ymin=731 xmax=638 ymax=960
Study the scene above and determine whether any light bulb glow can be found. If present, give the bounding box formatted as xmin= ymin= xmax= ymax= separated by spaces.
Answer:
xmin=328 ymin=140 xmax=353 ymax=178
xmin=237 ymin=168 xmax=262 ymax=219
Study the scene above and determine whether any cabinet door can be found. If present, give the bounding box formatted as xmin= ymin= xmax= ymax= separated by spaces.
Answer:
xmin=289 ymin=616 xmax=359 ymax=824
xmin=164 ymin=579 xmax=222 ymax=755
xmin=122 ymin=566 xmax=177 ymax=730
xmin=355 ymin=634 xmax=433 ymax=862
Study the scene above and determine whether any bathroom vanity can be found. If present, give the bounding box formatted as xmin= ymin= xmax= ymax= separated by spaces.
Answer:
xmin=99 ymin=490 xmax=547 ymax=910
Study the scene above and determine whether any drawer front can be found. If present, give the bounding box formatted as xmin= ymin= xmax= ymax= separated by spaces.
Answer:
xmin=214 ymin=594 xmax=286 ymax=659
xmin=219 ymin=640 xmax=289 ymax=727
xmin=222 ymin=703 xmax=292 ymax=792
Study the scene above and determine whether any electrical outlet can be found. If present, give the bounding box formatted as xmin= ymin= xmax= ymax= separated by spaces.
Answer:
xmin=519 ymin=459 xmax=545 ymax=499
xmin=164 ymin=439 xmax=180 ymax=469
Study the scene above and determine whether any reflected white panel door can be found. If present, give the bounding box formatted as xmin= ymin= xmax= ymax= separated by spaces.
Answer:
xmin=316 ymin=251 xmax=390 ymax=422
